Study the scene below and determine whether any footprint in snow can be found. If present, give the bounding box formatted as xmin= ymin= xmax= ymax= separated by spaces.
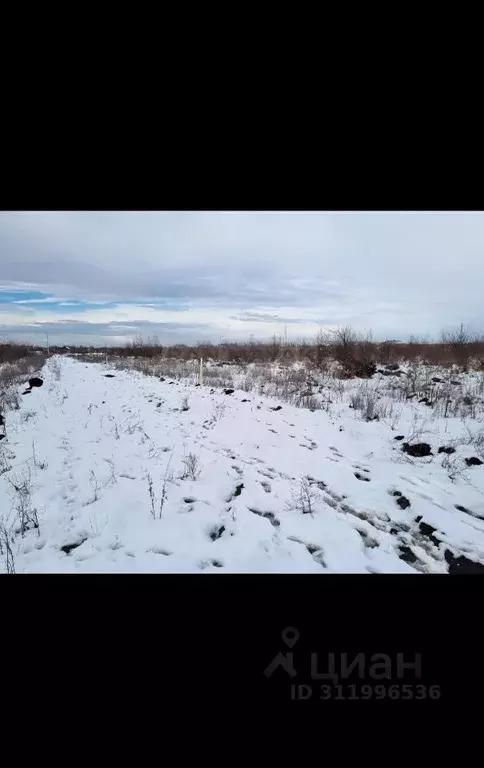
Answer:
xmin=307 ymin=478 xmax=327 ymax=491
xmin=60 ymin=538 xmax=88 ymax=555
xmin=311 ymin=550 xmax=327 ymax=567
xmin=248 ymin=507 xmax=280 ymax=527
xmin=288 ymin=536 xmax=326 ymax=565
xmin=148 ymin=547 xmax=172 ymax=556
xmin=329 ymin=446 xmax=344 ymax=457
xmin=355 ymin=529 xmax=379 ymax=549
xmin=199 ymin=559 xmax=224 ymax=569
xmin=209 ymin=524 xmax=226 ymax=541
xmin=399 ymin=475 xmax=419 ymax=487
xmin=225 ymin=483 xmax=244 ymax=502
xmin=325 ymin=489 xmax=345 ymax=503
xmin=258 ymin=469 xmax=276 ymax=480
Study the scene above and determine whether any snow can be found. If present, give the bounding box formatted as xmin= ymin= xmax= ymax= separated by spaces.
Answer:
xmin=1 ymin=355 xmax=484 ymax=573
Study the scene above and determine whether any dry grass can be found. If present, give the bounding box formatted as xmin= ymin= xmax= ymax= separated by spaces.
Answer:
xmin=180 ymin=453 xmax=201 ymax=481
xmin=64 ymin=324 xmax=484 ymax=371
xmin=0 ymin=520 xmax=15 ymax=573
xmin=0 ymin=349 xmax=47 ymax=419
xmin=5 ymin=466 xmax=39 ymax=537
xmin=62 ymin=325 xmax=484 ymax=423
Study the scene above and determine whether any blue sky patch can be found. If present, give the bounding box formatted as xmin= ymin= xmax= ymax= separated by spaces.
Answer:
xmin=0 ymin=290 xmax=51 ymax=303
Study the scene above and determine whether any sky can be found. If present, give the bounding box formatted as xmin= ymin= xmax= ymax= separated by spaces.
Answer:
xmin=0 ymin=211 xmax=483 ymax=346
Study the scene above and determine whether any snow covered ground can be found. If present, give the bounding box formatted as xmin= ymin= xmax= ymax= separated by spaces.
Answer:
xmin=2 ymin=355 xmax=484 ymax=573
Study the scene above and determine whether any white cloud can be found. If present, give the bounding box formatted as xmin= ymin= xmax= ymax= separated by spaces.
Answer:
xmin=1 ymin=211 xmax=484 ymax=343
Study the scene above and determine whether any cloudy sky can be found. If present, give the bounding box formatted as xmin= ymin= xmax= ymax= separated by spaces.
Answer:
xmin=0 ymin=211 xmax=483 ymax=346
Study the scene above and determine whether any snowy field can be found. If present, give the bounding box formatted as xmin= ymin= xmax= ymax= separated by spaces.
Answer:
xmin=1 ymin=355 xmax=484 ymax=573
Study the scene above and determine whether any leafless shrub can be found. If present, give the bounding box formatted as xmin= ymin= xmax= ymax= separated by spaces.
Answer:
xmin=441 ymin=452 xmax=469 ymax=482
xmin=472 ymin=430 xmax=484 ymax=457
xmin=387 ymin=403 xmax=402 ymax=431
xmin=405 ymin=415 xmax=431 ymax=444
xmin=85 ymin=465 xmax=116 ymax=505
xmin=146 ymin=451 xmax=173 ymax=519
xmin=6 ymin=467 xmax=39 ymax=537
xmin=287 ymin=476 xmax=319 ymax=515
xmin=87 ymin=508 xmax=109 ymax=536
xmin=0 ymin=342 xmax=33 ymax=364
xmin=0 ymin=353 xmax=47 ymax=394
xmin=103 ymin=458 xmax=117 ymax=485
xmin=441 ymin=323 xmax=477 ymax=372
xmin=304 ymin=394 xmax=321 ymax=410
xmin=31 ymin=440 xmax=48 ymax=471
xmin=350 ymin=390 xmax=364 ymax=411
xmin=239 ymin=372 xmax=255 ymax=393
xmin=22 ymin=410 xmax=37 ymax=424
xmin=0 ymin=364 xmax=19 ymax=388
xmin=64 ymin=334 xmax=484 ymax=425
xmin=87 ymin=470 xmax=102 ymax=504
xmin=159 ymin=457 xmax=173 ymax=516
xmin=181 ymin=395 xmax=190 ymax=412
xmin=0 ymin=521 xmax=15 ymax=573
xmin=51 ymin=331 xmax=484 ymax=371
xmin=327 ymin=326 xmax=377 ymax=379
xmin=456 ymin=390 xmax=478 ymax=420
xmin=123 ymin=415 xmax=148 ymax=437
xmin=0 ymin=441 xmax=14 ymax=475
xmin=314 ymin=329 xmax=331 ymax=369
xmin=180 ymin=452 xmax=201 ymax=481
xmin=0 ymin=386 xmax=20 ymax=413
xmin=350 ymin=385 xmax=383 ymax=422
xmin=329 ymin=326 xmax=358 ymax=370
xmin=201 ymin=367 xmax=235 ymax=389
xmin=458 ymin=426 xmax=484 ymax=459
xmin=147 ymin=472 xmax=156 ymax=519
xmin=361 ymin=392 xmax=382 ymax=422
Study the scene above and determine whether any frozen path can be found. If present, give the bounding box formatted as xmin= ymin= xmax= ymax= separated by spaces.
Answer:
xmin=2 ymin=356 xmax=484 ymax=573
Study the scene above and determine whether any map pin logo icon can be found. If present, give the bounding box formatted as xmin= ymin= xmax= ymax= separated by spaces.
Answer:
xmin=282 ymin=627 xmax=300 ymax=648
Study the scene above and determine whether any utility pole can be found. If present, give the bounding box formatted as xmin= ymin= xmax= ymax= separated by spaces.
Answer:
xmin=46 ymin=332 xmax=50 ymax=356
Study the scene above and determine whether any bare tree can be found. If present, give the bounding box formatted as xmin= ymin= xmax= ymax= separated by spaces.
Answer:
xmin=314 ymin=329 xmax=330 ymax=369
xmin=441 ymin=323 xmax=476 ymax=372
